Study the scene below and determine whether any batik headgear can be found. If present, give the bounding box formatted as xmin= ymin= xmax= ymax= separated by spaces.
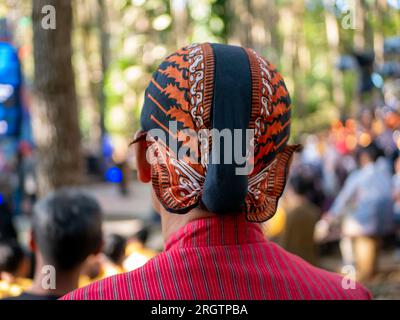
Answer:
xmin=133 ymin=43 xmax=301 ymax=222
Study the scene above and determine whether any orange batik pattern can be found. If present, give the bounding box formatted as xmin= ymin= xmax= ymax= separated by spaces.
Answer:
xmin=140 ymin=43 xmax=300 ymax=221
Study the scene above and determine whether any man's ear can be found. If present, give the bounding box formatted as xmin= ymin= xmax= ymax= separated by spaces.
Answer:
xmin=29 ymin=231 xmax=36 ymax=252
xmin=134 ymin=131 xmax=151 ymax=183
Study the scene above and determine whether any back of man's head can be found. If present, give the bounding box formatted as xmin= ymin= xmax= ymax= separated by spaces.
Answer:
xmin=289 ymin=173 xmax=314 ymax=197
xmin=133 ymin=43 xmax=300 ymax=223
xmin=32 ymin=188 xmax=103 ymax=271
xmin=133 ymin=227 xmax=149 ymax=245
xmin=356 ymin=142 xmax=383 ymax=166
xmin=103 ymin=234 xmax=127 ymax=265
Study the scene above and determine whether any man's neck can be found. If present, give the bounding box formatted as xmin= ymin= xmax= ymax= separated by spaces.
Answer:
xmin=160 ymin=207 xmax=215 ymax=243
xmin=29 ymin=263 xmax=81 ymax=297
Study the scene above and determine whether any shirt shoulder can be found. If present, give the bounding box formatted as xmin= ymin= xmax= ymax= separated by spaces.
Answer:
xmin=62 ymin=244 xmax=373 ymax=300
xmin=269 ymin=242 xmax=372 ymax=300
xmin=61 ymin=255 xmax=165 ymax=300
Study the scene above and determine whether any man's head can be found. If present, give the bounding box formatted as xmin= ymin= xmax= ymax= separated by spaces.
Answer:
xmin=31 ymin=188 xmax=103 ymax=271
xmin=103 ymin=234 xmax=127 ymax=266
xmin=356 ymin=142 xmax=383 ymax=168
xmin=133 ymin=43 xmax=299 ymax=233
xmin=289 ymin=173 xmax=314 ymax=198
xmin=132 ymin=227 xmax=150 ymax=245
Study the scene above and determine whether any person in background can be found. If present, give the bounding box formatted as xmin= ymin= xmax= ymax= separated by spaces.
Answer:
xmin=325 ymin=142 xmax=393 ymax=282
xmin=0 ymin=240 xmax=31 ymax=298
xmin=79 ymin=234 xmax=126 ymax=288
xmin=123 ymin=227 xmax=157 ymax=272
xmin=5 ymin=188 xmax=103 ymax=300
xmin=63 ymin=43 xmax=371 ymax=300
xmin=0 ymin=196 xmax=17 ymax=241
xmin=103 ymin=234 xmax=127 ymax=270
xmin=79 ymin=255 xmax=103 ymax=288
xmin=0 ymin=19 xmax=32 ymax=217
xmin=280 ymin=173 xmax=320 ymax=266
xmin=392 ymin=154 xmax=400 ymax=261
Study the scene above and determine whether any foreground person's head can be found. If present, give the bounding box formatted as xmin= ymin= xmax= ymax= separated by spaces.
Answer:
xmin=133 ymin=43 xmax=300 ymax=240
xmin=30 ymin=188 xmax=103 ymax=293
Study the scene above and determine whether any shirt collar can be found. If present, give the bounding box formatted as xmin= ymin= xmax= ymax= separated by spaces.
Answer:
xmin=165 ymin=215 xmax=266 ymax=251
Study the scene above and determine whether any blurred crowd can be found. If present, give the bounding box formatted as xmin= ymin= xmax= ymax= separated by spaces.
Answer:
xmin=266 ymin=105 xmax=400 ymax=282
xmin=0 ymin=189 xmax=158 ymax=300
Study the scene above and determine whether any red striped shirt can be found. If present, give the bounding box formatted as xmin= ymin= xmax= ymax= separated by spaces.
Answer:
xmin=62 ymin=215 xmax=371 ymax=300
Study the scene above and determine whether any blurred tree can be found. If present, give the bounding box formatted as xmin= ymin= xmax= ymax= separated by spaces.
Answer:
xmin=25 ymin=0 xmax=400 ymax=157
xmin=74 ymin=0 xmax=103 ymax=151
xmin=373 ymin=0 xmax=387 ymax=65
xmin=171 ymin=0 xmax=188 ymax=47
xmin=98 ymin=0 xmax=110 ymax=142
xmin=228 ymin=0 xmax=252 ymax=46
xmin=325 ymin=5 xmax=345 ymax=115
xmin=31 ymin=0 xmax=82 ymax=195
xmin=354 ymin=0 xmax=367 ymax=51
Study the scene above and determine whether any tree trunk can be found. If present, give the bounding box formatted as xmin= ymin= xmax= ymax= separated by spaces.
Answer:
xmin=32 ymin=0 xmax=82 ymax=195
xmin=280 ymin=3 xmax=304 ymax=115
xmin=170 ymin=0 xmax=188 ymax=48
xmin=98 ymin=0 xmax=109 ymax=141
xmin=228 ymin=0 xmax=252 ymax=46
xmin=325 ymin=10 xmax=345 ymax=116
xmin=249 ymin=0 xmax=268 ymax=54
xmin=373 ymin=0 xmax=386 ymax=65
xmin=354 ymin=0 xmax=366 ymax=51
xmin=74 ymin=0 xmax=102 ymax=151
